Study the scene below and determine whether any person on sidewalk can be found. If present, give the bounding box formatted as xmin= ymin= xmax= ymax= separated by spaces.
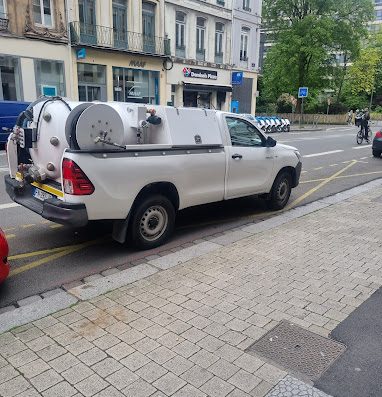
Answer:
xmin=347 ymin=110 xmax=353 ymax=125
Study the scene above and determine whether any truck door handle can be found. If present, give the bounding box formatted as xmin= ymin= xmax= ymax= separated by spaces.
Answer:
xmin=232 ymin=154 xmax=243 ymax=160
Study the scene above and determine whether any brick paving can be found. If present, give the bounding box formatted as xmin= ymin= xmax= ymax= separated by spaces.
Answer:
xmin=1 ymin=186 xmax=382 ymax=396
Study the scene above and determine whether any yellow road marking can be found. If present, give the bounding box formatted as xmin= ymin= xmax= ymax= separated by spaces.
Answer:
xmin=314 ymin=167 xmax=323 ymax=170
xmin=21 ymin=224 xmax=35 ymax=229
xmin=300 ymin=169 xmax=382 ymax=184
xmin=5 ymin=234 xmax=16 ymax=239
xmin=10 ymin=238 xmax=105 ymax=277
xmin=3 ymin=227 xmax=16 ymax=232
xmin=287 ymin=160 xmax=358 ymax=209
xmin=50 ymin=224 xmax=63 ymax=229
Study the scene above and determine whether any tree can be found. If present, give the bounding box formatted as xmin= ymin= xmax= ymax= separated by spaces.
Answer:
xmin=261 ymin=0 xmax=374 ymax=112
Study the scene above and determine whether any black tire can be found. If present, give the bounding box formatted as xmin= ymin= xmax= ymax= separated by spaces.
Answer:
xmin=356 ymin=131 xmax=363 ymax=145
xmin=267 ymin=172 xmax=292 ymax=210
xmin=128 ymin=194 xmax=175 ymax=250
xmin=372 ymin=149 xmax=381 ymax=158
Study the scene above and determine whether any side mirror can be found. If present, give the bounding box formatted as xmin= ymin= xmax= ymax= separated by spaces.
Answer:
xmin=266 ymin=136 xmax=277 ymax=147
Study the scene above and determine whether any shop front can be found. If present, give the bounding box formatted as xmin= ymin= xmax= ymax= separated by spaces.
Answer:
xmin=73 ymin=48 xmax=166 ymax=104
xmin=167 ymin=64 xmax=232 ymax=110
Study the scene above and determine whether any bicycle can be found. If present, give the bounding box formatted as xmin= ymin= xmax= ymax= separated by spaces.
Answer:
xmin=356 ymin=124 xmax=372 ymax=145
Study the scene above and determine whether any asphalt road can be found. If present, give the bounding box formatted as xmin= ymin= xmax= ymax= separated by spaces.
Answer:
xmin=0 ymin=124 xmax=381 ymax=308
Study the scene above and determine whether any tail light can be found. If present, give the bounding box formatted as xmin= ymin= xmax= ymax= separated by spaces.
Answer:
xmin=62 ymin=158 xmax=94 ymax=195
xmin=375 ymin=131 xmax=382 ymax=139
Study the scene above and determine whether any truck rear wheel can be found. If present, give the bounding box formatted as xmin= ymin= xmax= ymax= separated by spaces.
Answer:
xmin=267 ymin=172 xmax=292 ymax=210
xmin=129 ymin=195 xmax=175 ymax=250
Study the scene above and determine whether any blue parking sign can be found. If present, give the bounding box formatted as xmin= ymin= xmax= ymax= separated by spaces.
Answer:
xmin=298 ymin=87 xmax=308 ymax=98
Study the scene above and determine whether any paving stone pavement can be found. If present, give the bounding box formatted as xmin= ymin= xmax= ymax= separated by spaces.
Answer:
xmin=1 ymin=186 xmax=382 ymax=396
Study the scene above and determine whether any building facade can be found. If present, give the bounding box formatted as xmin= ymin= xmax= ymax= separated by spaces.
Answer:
xmin=67 ymin=0 xmax=169 ymax=104
xmin=0 ymin=0 xmax=70 ymax=101
xmin=165 ymin=0 xmax=233 ymax=110
xmin=231 ymin=0 xmax=261 ymax=114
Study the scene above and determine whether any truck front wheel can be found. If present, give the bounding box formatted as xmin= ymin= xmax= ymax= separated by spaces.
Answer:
xmin=267 ymin=172 xmax=292 ymax=210
xmin=129 ymin=195 xmax=175 ymax=250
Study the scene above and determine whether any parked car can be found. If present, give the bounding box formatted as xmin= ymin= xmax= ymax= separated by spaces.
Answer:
xmin=0 ymin=228 xmax=10 ymax=283
xmin=0 ymin=101 xmax=30 ymax=148
xmin=5 ymin=99 xmax=302 ymax=250
xmin=372 ymin=130 xmax=382 ymax=158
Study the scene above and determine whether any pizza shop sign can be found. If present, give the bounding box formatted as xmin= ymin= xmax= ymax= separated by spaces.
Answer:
xmin=183 ymin=67 xmax=217 ymax=80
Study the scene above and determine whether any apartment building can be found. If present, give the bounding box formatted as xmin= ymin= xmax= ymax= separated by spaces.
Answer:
xmin=0 ymin=0 xmax=71 ymax=101
xmin=165 ymin=0 xmax=233 ymax=110
xmin=231 ymin=0 xmax=262 ymax=113
xmin=67 ymin=0 xmax=170 ymax=104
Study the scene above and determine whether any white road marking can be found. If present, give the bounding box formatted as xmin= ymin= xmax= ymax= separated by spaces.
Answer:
xmin=329 ymin=164 xmax=339 ymax=167
xmin=0 ymin=203 xmax=19 ymax=210
xmin=0 ymin=167 xmax=8 ymax=173
xmin=360 ymin=157 xmax=368 ymax=160
xmin=314 ymin=167 xmax=323 ymax=170
xmin=0 ymin=152 xmax=6 ymax=156
xmin=303 ymin=150 xmax=343 ymax=158
xmin=352 ymin=145 xmax=372 ymax=150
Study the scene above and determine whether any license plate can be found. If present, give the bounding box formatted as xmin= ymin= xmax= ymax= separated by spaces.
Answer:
xmin=32 ymin=187 xmax=54 ymax=201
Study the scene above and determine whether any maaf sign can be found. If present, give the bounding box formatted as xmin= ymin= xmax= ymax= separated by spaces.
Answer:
xmin=183 ymin=67 xmax=218 ymax=80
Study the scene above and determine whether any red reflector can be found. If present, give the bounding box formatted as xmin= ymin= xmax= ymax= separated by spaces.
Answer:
xmin=62 ymin=158 xmax=94 ymax=195
xmin=375 ymin=131 xmax=382 ymax=139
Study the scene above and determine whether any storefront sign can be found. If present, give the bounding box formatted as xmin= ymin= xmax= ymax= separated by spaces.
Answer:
xmin=130 ymin=60 xmax=146 ymax=68
xmin=182 ymin=67 xmax=217 ymax=80
xmin=42 ymin=85 xmax=57 ymax=96
xmin=232 ymin=71 xmax=243 ymax=85
xmin=76 ymin=48 xmax=86 ymax=60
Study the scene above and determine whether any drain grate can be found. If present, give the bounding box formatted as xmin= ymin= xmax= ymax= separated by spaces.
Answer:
xmin=246 ymin=321 xmax=346 ymax=381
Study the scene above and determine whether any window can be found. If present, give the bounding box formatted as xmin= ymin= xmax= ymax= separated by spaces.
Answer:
xmin=176 ymin=11 xmax=186 ymax=57
xmin=243 ymin=0 xmax=251 ymax=11
xmin=196 ymin=17 xmax=206 ymax=60
xmin=226 ymin=117 xmax=264 ymax=147
xmin=215 ymin=22 xmax=224 ymax=63
xmin=0 ymin=0 xmax=6 ymax=18
xmin=32 ymin=0 xmax=53 ymax=27
xmin=240 ymin=27 xmax=250 ymax=61
xmin=376 ymin=10 xmax=382 ymax=20
xmin=35 ymin=60 xmax=65 ymax=96
xmin=0 ymin=55 xmax=22 ymax=101
xmin=78 ymin=63 xmax=107 ymax=102
xmin=375 ymin=0 xmax=382 ymax=5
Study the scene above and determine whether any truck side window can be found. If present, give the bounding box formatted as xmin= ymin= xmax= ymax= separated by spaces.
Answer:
xmin=226 ymin=117 xmax=265 ymax=147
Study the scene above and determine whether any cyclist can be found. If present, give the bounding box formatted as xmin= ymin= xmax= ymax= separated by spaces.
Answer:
xmin=361 ymin=108 xmax=370 ymax=142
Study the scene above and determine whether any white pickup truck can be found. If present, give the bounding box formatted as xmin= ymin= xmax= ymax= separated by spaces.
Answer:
xmin=5 ymin=98 xmax=302 ymax=249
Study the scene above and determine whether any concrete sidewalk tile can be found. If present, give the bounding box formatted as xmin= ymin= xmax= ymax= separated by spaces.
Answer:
xmin=181 ymin=327 xmax=207 ymax=343
xmin=74 ymin=373 xmax=109 ymax=396
xmin=30 ymin=368 xmax=64 ymax=392
xmin=133 ymin=337 xmax=160 ymax=354
xmin=95 ymin=385 xmax=124 ymax=397
xmin=157 ymin=331 xmax=184 ymax=349
xmin=172 ymin=340 xmax=201 ymax=358
xmin=106 ymin=367 xmax=139 ymax=390
xmin=197 ymin=335 xmax=225 ymax=353
xmin=121 ymin=351 xmax=150 ymax=372
xmin=118 ymin=328 xmax=144 ymax=344
xmin=153 ymin=372 xmax=187 ymax=395
xmin=92 ymin=357 xmax=122 ymax=378
xmin=49 ymin=352 xmax=80 ymax=373
xmin=136 ymin=361 xmax=168 ymax=383
xmin=208 ymin=359 xmax=240 ymax=380
xmin=38 ymin=344 xmax=67 ymax=362
xmin=106 ymin=342 xmax=135 ymax=360
xmin=147 ymin=345 xmax=176 ymax=364
xmin=0 ymin=340 xmax=28 ymax=358
xmin=228 ymin=369 xmax=262 ymax=393
xmin=62 ymin=363 xmax=94 ymax=384
xmin=18 ymin=359 xmax=51 ymax=379
xmin=163 ymin=355 xmax=194 ymax=376
xmin=0 ymin=365 xmax=20 ymax=384
xmin=16 ymin=326 xmax=45 ymax=342
xmin=121 ymin=378 xmax=157 ymax=397
xmin=254 ymin=364 xmax=287 ymax=384
xmin=189 ymin=349 xmax=219 ymax=369
xmin=42 ymin=381 xmax=77 ymax=397
xmin=78 ymin=347 xmax=107 ymax=366
xmin=200 ymin=376 xmax=235 ymax=397
xmin=0 ymin=375 xmax=30 ymax=397
xmin=215 ymin=344 xmax=243 ymax=363
xmin=93 ymin=334 xmax=120 ymax=350
xmin=166 ymin=319 xmax=192 ymax=335
xmin=7 ymin=348 xmax=39 ymax=368
xmin=173 ymin=384 xmax=207 ymax=397
xmin=233 ymin=353 xmax=264 ymax=374
xmin=66 ymin=338 xmax=94 ymax=356
xmin=143 ymin=324 xmax=169 ymax=339
xmin=181 ymin=365 xmax=213 ymax=388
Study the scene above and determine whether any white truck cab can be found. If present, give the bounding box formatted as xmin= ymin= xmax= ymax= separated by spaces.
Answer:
xmin=5 ymin=98 xmax=302 ymax=249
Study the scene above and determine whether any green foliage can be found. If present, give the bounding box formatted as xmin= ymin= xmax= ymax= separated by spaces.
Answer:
xmin=261 ymin=0 xmax=374 ymax=111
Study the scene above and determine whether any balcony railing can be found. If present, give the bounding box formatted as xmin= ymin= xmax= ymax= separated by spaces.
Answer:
xmin=196 ymin=48 xmax=206 ymax=61
xmin=70 ymin=22 xmax=170 ymax=57
xmin=0 ymin=13 xmax=9 ymax=31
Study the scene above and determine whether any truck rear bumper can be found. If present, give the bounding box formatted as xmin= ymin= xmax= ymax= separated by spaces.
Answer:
xmin=4 ymin=175 xmax=88 ymax=227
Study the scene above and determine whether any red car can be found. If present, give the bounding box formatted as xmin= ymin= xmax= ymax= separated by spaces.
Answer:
xmin=0 ymin=228 xmax=10 ymax=283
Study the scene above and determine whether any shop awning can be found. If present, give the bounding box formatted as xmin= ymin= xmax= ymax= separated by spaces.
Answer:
xmin=183 ymin=83 xmax=232 ymax=92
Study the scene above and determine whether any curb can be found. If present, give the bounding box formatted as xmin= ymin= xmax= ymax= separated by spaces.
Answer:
xmin=1 ymin=178 xmax=381 ymax=333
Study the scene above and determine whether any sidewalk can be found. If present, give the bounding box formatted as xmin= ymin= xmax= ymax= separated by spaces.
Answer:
xmin=1 ymin=180 xmax=382 ymax=397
